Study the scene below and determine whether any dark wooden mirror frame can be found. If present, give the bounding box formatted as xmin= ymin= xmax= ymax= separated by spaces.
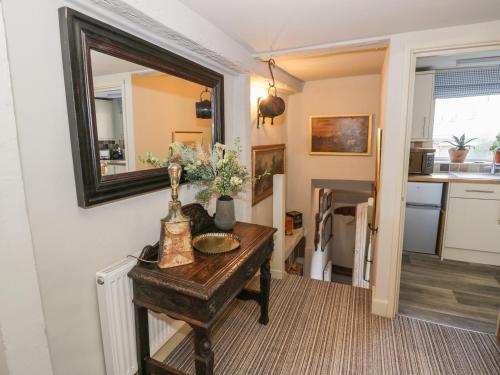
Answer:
xmin=59 ymin=7 xmax=224 ymax=208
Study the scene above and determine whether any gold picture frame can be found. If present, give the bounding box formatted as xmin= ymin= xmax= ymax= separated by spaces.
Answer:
xmin=252 ymin=144 xmax=286 ymax=206
xmin=309 ymin=114 xmax=372 ymax=156
xmin=172 ymin=131 xmax=204 ymax=146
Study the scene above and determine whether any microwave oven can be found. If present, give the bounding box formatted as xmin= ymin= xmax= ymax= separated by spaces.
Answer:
xmin=409 ymin=148 xmax=435 ymax=175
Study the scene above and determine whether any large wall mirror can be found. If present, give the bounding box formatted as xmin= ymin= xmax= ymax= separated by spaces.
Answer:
xmin=59 ymin=8 xmax=224 ymax=207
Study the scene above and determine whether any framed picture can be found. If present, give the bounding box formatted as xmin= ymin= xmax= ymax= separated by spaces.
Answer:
xmin=325 ymin=190 xmax=333 ymax=211
xmin=321 ymin=213 xmax=333 ymax=252
xmin=172 ymin=131 xmax=203 ymax=146
xmin=318 ymin=188 xmax=325 ymax=217
xmin=309 ymin=114 xmax=372 ymax=156
xmin=252 ymin=144 xmax=286 ymax=205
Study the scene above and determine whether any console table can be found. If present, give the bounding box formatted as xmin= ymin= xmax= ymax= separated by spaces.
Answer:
xmin=128 ymin=204 xmax=276 ymax=375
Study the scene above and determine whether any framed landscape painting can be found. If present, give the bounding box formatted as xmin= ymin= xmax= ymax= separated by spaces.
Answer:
xmin=309 ymin=114 xmax=372 ymax=156
xmin=252 ymin=144 xmax=286 ymax=205
xmin=172 ymin=131 xmax=203 ymax=146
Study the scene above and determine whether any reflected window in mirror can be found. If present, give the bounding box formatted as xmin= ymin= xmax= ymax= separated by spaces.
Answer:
xmin=90 ymin=50 xmax=213 ymax=177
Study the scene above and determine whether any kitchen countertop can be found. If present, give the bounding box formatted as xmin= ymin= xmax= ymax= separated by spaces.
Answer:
xmin=409 ymin=172 xmax=500 ymax=184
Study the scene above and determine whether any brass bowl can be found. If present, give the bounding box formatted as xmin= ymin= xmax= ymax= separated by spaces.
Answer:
xmin=192 ymin=232 xmax=241 ymax=254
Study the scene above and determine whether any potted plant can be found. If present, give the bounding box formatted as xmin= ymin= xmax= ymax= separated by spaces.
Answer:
xmin=489 ymin=132 xmax=500 ymax=164
xmin=182 ymin=140 xmax=252 ymax=230
xmin=141 ymin=139 xmax=256 ymax=231
xmin=444 ymin=134 xmax=477 ymax=163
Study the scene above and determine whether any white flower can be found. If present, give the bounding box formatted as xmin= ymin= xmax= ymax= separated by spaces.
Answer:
xmin=230 ymin=176 xmax=242 ymax=186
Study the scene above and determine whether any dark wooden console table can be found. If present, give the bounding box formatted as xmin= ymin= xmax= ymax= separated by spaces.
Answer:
xmin=128 ymin=204 xmax=276 ymax=375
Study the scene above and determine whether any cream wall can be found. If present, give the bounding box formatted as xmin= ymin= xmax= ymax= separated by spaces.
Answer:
xmin=250 ymin=80 xmax=289 ymax=226
xmin=0 ymin=1 xmax=266 ymax=374
xmin=286 ymin=75 xmax=381 ymax=253
xmin=0 ymin=3 xmax=53 ymax=374
xmin=132 ymin=73 xmax=212 ymax=166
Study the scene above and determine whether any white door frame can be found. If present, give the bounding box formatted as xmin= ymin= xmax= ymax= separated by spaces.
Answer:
xmin=391 ymin=41 xmax=500 ymax=317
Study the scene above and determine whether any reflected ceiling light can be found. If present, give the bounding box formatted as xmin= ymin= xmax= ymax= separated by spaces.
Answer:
xmin=196 ymin=87 xmax=212 ymax=119
xmin=257 ymin=59 xmax=286 ymax=128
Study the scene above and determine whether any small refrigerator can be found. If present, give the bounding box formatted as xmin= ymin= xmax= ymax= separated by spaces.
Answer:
xmin=403 ymin=182 xmax=443 ymax=254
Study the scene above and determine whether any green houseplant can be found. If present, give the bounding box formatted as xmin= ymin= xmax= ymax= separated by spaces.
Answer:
xmin=489 ymin=132 xmax=500 ymax=164
xmin=444 ymin=134 xmax=477 ymax=163
xmin=141 ymin=139 xmax=255 ymax=231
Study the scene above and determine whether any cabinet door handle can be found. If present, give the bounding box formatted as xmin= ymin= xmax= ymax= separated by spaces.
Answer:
xmin=423 ymin=116 xmax=427 ymax=138
xmin=465 ymin=189 xmax=494 ymax=193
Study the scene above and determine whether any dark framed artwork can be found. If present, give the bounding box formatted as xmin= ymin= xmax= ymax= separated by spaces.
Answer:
xmin=309 ymin=114 xmax=372 ymax=156
xmin=325 ymin=190 xmax=333 ymax=211
xmin=321 ymin=213 xmax=333 ymax=251
xmin=318 ymin=188 xmax=325 ymax=218
xmin=252 ymin=144 xmax=286 ymax=205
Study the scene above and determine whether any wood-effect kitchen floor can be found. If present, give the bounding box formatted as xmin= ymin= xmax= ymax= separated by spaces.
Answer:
xmin=399 ymin=252 xmax=500 ymax=334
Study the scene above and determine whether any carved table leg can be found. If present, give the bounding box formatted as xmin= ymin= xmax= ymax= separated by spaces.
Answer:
xmin=193 ymin=326 xmax=214 ymax=375
xmin=259 ymin=258 xmax=271 ymax=325
xmin=134 ymin=305 xmax=150 ymax=375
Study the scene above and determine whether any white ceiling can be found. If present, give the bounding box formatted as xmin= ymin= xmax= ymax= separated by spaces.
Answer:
xmin=275 ymin=49 xmax=386 ymax=81
xmin=90 ymin=50 xmax=149 ymax=76
xmin=180 ymin=0 xmax=500 ymax=53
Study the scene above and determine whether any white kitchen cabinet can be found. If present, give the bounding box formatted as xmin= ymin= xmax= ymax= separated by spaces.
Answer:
xmin=443 ymin=183 xmax=500 ymax=266
xmin=411 ymin=72 xmax=435 ymax=141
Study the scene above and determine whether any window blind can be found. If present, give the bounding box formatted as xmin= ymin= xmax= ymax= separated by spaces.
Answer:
xmin=434 ymin=68 xmax=500 ymax=99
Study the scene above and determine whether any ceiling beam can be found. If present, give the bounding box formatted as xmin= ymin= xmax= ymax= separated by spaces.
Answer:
xmin=253 ymin=35 xmax=390 ymax=60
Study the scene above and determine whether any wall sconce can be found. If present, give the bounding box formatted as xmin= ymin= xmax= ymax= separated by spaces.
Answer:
xmin=257 ymin=59 xmax=286 ymax=128
xmin=195 ymin=87 xmax=212 ymax=119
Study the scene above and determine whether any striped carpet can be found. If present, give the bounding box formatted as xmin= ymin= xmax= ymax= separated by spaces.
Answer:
xmin=164 ymin=275 xmax=500 ymax=374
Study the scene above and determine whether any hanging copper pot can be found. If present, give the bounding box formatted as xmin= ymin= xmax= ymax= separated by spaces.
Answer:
xmin=258 ymin=86 xmax=285 ymax=125
xmin=195 ymin=88 xmax=212 ymax=119
xmin=257 ymin=59 xmax=286 ymax=127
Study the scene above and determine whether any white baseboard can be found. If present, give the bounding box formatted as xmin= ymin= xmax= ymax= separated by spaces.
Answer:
xmin=443 ymin=247 xmax=500 ymax=266
xmin=271 ymin=269 xmax=283 ymax=279
xmin=372 ymin=298 xmax=390 ymax=317
xmin=371 ymin=288 xmax=391 ymax=317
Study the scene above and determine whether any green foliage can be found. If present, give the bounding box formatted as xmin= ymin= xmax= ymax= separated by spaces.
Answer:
xmin=489 ymin=133 xmax=500 ymax=152
xmin=443 ymin=134 xmax=478 ymax=151
xmin=140 ymin=139 xmax=257 ymax=204
xmin=183 ymin=139 xmax=252 ymax=203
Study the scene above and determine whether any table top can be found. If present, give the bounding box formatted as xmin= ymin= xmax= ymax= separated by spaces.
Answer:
xmin=128 ymin=222 xmax=276 ymax=300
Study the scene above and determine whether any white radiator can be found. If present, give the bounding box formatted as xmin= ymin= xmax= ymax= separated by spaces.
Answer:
xmin=96 ymin=257 xmax=174 ymax=375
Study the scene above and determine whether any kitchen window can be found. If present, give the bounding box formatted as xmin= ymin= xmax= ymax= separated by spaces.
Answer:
xmin=432 ymin=68 xmax=500 ymax=161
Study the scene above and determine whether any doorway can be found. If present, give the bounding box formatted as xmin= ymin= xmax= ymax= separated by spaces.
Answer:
xmin=396 ymin=46 xmax=500 ymax=333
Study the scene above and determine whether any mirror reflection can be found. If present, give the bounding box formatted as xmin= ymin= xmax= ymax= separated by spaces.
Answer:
xmin=90 ymin=50 xmax=213 ymax=176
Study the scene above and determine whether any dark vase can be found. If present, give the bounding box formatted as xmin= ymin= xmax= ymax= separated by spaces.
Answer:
xmin=214 ymin=195 xmax=235 ymax=231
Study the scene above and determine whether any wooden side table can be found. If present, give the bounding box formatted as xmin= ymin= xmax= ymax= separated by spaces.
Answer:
xmin=128 ymin=204 xmax=276 ymax=375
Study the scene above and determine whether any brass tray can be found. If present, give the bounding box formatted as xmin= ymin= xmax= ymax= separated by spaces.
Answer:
xmin=192 ymin=232 xmax=241 ymax=254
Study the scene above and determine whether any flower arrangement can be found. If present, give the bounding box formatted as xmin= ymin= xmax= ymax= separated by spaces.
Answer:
xmin=140 ymin=139 xmax=253 ymax=204
xmin=183 ymin=140 xmax=251 ymax=203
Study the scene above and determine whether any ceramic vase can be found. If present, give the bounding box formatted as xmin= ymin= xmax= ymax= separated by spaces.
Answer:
xmin=448 ymin=148 xmax=469 ymax=163
xmin=214 ymin=195 xmax=235 ymax=231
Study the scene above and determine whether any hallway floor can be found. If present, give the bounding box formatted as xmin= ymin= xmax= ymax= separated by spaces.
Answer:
xmin=164 ymin=275 xmax=500 ymax=374
xmin=399 ymin=251 xmax=500 ymax=333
